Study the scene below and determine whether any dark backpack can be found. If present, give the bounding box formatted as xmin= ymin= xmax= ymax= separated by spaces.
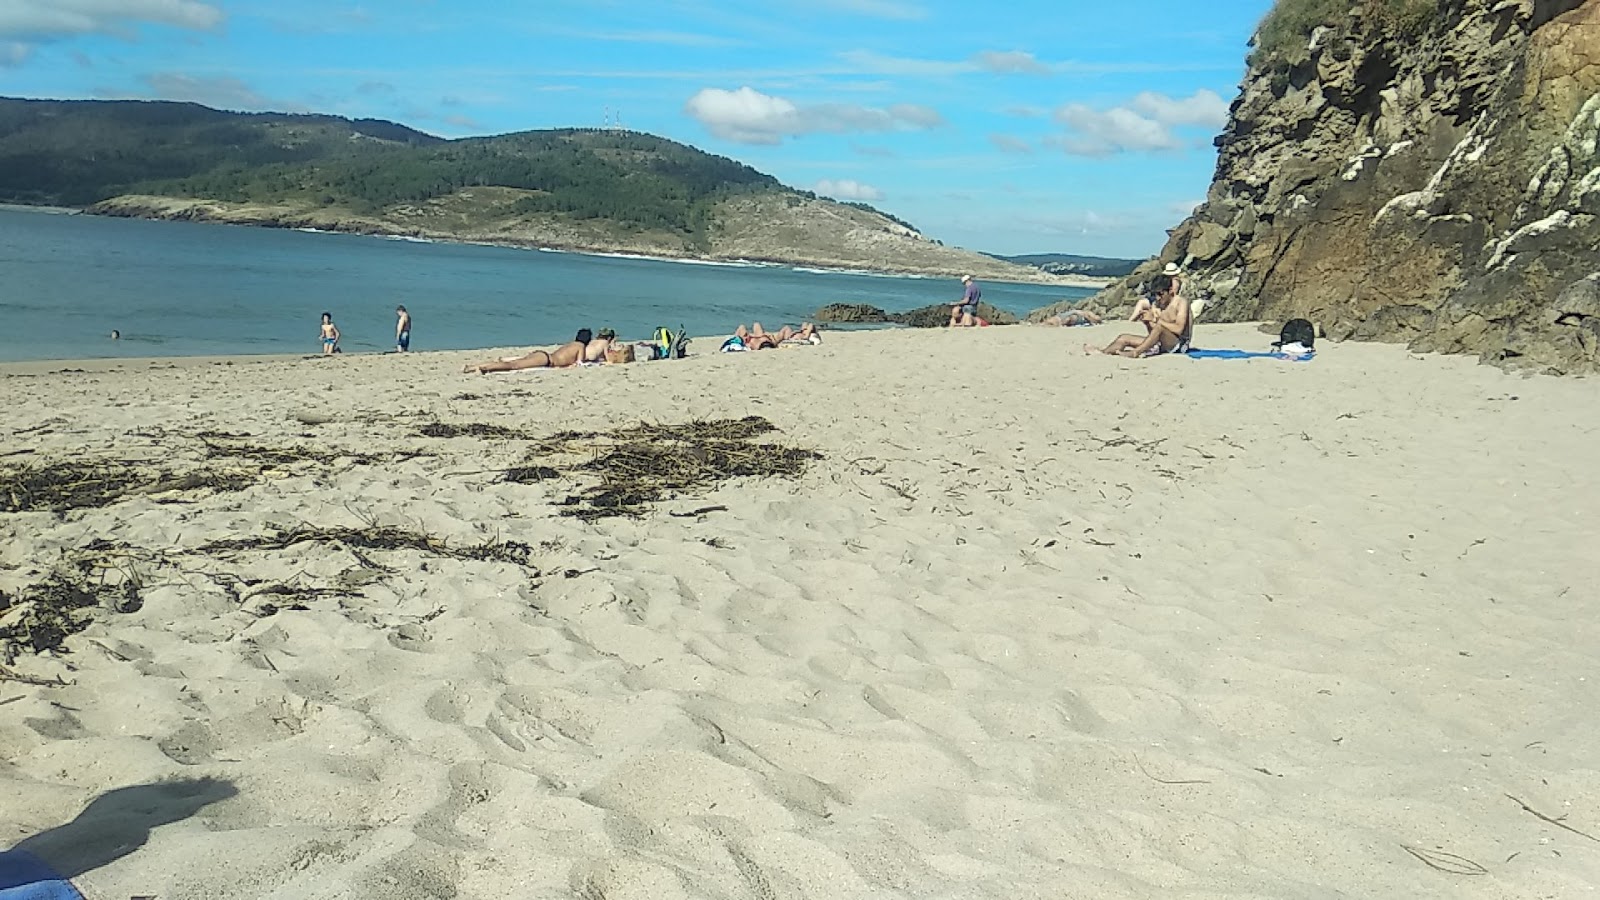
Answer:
xmin=1275 ymin=318 xmax=1316 ymax=349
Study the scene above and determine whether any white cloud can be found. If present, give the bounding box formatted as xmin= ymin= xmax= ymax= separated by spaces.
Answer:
xmin=974 ymin=50 xmax=1049 ymax=75
xmin=1169 ymin=199 xmax=1205 ymax=217
xmin=0 ymin=0 xmax=222 ymax=39
xmin=989 ymin=134 xmax=1033 ymax=154
xmin=1051 ymin=90 xmax=1228 ymax=157
xmin=1052 ymin=105 xmax=1179 ymax=156
xmin=1131 ymin=89 xmax=1229 ymax=128
xmin=815 ymin=179 xmax=884 ymax=201
xmin=684 ymin=86 xmax=943 ymax=145
xmin=0 ymin=0 xmax=221 ymax=65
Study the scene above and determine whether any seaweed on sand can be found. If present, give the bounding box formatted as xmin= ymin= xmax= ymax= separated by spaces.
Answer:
xmin=506 ymin=416 xmax=819 ymax=520
xmin=0 ymin=460 xmax=259 ymax=513
xmin=0 ymin=543 xmax=143 ymax=656
xmin=199 ymin=525 xmax=538 ymax=568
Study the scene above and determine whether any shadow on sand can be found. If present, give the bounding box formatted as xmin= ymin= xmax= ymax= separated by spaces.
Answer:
xmin=2 ymin=777 xmax=237 ymax=890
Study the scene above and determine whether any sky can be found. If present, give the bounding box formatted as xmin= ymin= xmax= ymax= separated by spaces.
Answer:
xmin=0 ymin=0 xmax=1278 ymax=258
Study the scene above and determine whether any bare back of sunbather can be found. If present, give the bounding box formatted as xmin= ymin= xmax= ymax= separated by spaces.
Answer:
xmin=465 ymin=339 xmax=586 ymax=374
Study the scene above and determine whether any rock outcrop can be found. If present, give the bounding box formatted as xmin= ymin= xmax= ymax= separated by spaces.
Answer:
xmin=815 ymin=301 xmax=1020 ymax=327
xmin=1066 ymin=0 xmax=1600 ymax=373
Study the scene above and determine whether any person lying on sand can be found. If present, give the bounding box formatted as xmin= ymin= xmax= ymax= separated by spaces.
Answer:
xmin=1087 ymin=274 xmax=1190 ymax=358
xmin=735 ymin=322 xmax=820 ymax=349
xmin=464 ymin=328 xmax=593 ymax=373
xmin=585 ymin=329 xmax=617 ymax=363
xmin=1038 ymin=308 xmax=1103 ymax=327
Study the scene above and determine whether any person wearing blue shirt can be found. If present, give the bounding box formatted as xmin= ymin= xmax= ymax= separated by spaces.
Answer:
xmin=947 ymin=274 xmax=981 ymax=328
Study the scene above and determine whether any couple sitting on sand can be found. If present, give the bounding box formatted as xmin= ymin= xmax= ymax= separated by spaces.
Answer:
xmin=722 ymin=322 xmax=820 ymax=351
xmin=1087 ymin=273 xmax=1191 ymax=358
xmin=463 ymin=328 xmax=621 ymax=374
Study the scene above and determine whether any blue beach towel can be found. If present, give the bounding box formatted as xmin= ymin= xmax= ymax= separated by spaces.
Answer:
xmin=1186 ymin=348 xmax=1314 ymax=362
xmin=0 ymin=850 xmax=85 ymax=900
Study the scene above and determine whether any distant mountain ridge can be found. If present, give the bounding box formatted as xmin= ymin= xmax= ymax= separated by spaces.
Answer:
xmin=0 ymin=97 xmax=1096 ymax=284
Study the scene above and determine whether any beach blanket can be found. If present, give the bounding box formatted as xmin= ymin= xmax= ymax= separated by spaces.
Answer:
xmin=0 ymin=850 xmax=85 ymax=900
xmin=1186 ymin=348 xmax=1314 ymax=362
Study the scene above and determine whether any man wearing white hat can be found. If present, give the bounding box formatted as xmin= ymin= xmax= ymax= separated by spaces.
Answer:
xmin=947 ymin=274 xmax=981 ymax=328
xmin=1130 ymin=262 xmax=1183 ymax=322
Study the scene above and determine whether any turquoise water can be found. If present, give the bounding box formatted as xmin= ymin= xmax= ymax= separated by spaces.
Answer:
xmin=0 ymin=207 xmax=1094 ymax=362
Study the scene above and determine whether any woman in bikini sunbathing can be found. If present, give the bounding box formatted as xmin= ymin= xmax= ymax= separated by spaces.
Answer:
xmin=735 ymin=322 xmax=819 ymax=349
xmin=463 ymin=328 xmax=593 ymax=374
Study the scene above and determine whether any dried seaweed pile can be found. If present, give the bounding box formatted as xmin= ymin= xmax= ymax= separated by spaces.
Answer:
xmin=0 ymin=542 xmax=141 ymax=658
xmin=199 ymin=436 xmax=394 ymax=467
xmin=1 ymin=434 xmax=430 ymax=514
xmin=419 ymin=422 xmax=536 ymax=440
xmin=1 ymin=524 xmax=542 ymax=659
xmin=200 ymin=525 xmax=535 ymax=567
xmin=0 ymin=460 xmax=255 ymax=513
xmin=507 ymin=415 xmax=820 ymax=520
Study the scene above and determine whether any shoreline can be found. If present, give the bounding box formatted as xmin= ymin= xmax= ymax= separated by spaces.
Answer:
xmin=71 ymin=197 xmax=1113 ymax=289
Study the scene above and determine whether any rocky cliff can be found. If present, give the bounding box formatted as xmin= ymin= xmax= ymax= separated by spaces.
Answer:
xmin=1062 ymin=0 xmax=1600 ymax=373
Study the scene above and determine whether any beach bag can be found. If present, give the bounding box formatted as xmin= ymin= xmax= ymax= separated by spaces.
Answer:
xmin=651 ymin=325 xmax=690 ymax=360
xmin=1274 ymin=318 xmax=1316 ymax=349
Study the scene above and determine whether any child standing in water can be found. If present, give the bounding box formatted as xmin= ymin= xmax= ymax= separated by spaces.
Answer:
xmin=320 ymin=312 xmax=341 ymax=355
xmin=395 ymin=305 xmax=411 ymax=352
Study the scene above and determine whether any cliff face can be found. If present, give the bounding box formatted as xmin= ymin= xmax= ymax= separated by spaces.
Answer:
xmin=1075 ymin=0 xmax=1600 ymax=373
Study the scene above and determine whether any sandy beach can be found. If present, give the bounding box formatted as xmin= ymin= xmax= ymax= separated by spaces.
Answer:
xmin=2 ymin=322 xmax=1597 ymax=899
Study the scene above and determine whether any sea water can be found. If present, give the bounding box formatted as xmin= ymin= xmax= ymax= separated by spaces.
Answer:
xmin=0 ymin=207 xmax=1095 ymax=362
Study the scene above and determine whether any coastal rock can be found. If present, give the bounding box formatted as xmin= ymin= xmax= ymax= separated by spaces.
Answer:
xmin=815 ymin=304 xmax=890 ymax=323
xmin=891 ymin=302 xmax=1019 ymax=329
xmin=1062 ymin=0 xmax=1600 ymax=373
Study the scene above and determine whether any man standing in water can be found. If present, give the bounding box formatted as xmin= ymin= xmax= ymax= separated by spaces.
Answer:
xmin=948 ymin=274 xmax=981 ymax=328
xmin=395 ymin=306 xmax=411 ymax=352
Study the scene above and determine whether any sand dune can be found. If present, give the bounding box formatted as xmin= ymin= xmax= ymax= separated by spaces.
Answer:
xmin=2 ymin=323 xmax=1597 ymax=899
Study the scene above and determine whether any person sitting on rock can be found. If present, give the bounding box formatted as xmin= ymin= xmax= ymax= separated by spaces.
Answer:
xmin=948 ymin=275 xmax=981 ymax=328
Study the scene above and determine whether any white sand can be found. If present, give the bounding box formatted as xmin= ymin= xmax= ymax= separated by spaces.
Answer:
xmin=2 ymin=323 xmax=1597 ymax=899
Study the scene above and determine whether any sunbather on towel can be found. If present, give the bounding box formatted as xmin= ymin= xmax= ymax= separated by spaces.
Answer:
xmin=1087 ymin=274 xmax=1190 ymax=358
xmin=1039 ymin=308 xmax=1102 ymax=327
xmin=736 ymin=322 xmax=820 ymax=349
xmin=464 ymin=328 xmax=592 ymax=373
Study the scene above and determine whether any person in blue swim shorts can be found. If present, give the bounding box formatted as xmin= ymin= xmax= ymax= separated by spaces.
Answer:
xmin=395 ymin=305 xmax=411 ymax=352
xmin=319 ymin=312 xmax=341 ymax=355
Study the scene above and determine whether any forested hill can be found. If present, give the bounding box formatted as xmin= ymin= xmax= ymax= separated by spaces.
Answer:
xmin=0 ymin=97 xmax=1072 ymax=282
xmin=0 ymin=97 xmax=441 ymax=206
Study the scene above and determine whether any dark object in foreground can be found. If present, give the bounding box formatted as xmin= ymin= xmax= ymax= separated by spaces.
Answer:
xmin=505 ymin=415 xmax=821 ymax=520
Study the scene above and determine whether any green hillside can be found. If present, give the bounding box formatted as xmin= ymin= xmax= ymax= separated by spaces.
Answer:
xmin=0 ymin=98 xmax=801 ymax=243
xmin=0 ymin=97 xmax=439 ymax=206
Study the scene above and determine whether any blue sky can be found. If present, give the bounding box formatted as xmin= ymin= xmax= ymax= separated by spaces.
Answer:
xmin=0 ymin=0 xmax=1276 ymax=258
